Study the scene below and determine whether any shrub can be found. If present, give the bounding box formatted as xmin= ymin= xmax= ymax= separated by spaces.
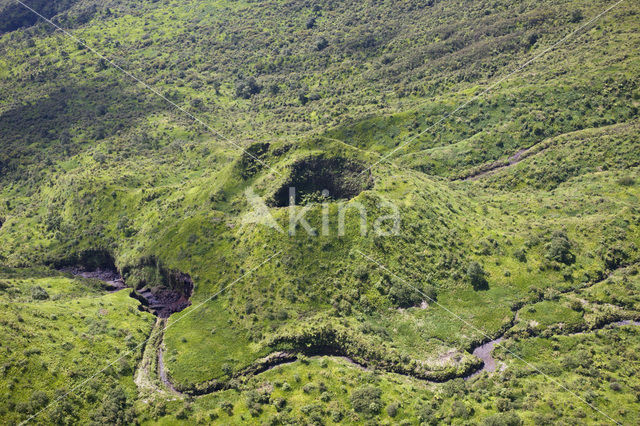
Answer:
xmin=389 ymin=282 xmax=422 ymax=307
xmin=305 ymin=17 xmax=316 ymax=29
xmin=386 ymin=402 xmax=399 ymax=417
xmin=603 ymin=244 xmax=629 ymax=269
xmin=29 ymin=391 xmax=49 ymax=411
xmin=452 ymin=400 xmax=472 ymax=419
xmin=513 ymin=248 xmax=527 ymax=262
xmin=31 ymin=285 xmax=49 ymax=300
xmin=569 ymin=300 xmax=583 ymax=312
xmin=484 ymin=412 xmax=523 ymax=426
xmin=350 ymin=385 xmax=382 ymax=414
xmin=175 ymin=403 xmax=192 ymax=420
xmin=314 ymin=36 xmax=328 ymax=51
xmin=617 ymin=176 xmax=635 ymax=186
xmin=467 ymin=262 xmax=488 ymax=290
xmin=495 ymin=397 xmax=511 ymax=412
xmin=219 ymin=401 xmax=233 ymax=415
xmin=235 ymin=77 xmax=261 ymax=99
xmin=545 ymin=231 xmax=575 ymax=265
xmin=570 ymin=9 xmax=583 ymax=23
xmin=91 ymin=386 xmax=134 ymax=425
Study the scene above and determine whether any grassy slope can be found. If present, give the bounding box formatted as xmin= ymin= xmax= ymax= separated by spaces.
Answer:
xmin=0 ymin=0 xmax=639 ymax=424
xmin=0 ymin=268 xmax=155 ymax=424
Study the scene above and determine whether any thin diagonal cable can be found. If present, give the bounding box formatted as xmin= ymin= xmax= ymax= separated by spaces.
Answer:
xmin=356 ymin=249 xmax=621 ymax=425
xmin=20 ymin=250 xmax=282 ymax=425
xmin=359 ymin=0 xmax=625 ymax=176
xmin=12 ymin=0 xmax=282 ymax=177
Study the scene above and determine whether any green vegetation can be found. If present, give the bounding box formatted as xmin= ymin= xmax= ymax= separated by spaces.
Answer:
xmin=0 ymin=268 xmax=155 ymax=424
xmin=0 ymin=0 xmax=639 ymax=423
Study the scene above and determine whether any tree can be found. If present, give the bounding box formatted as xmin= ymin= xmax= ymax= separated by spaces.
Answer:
xmin=314 ymin=36 xmax=328 ymax=51
xmin=389 ymin=282 xmax=436 ymax=308
xmin=484 ymin=412 xmax=523 ymax=426
xmin=467 ymin=262 xmax=488 ymax=290
xmin=386 ymin=402 xmax=399 ymax=417
xmin=235 ymin=77 xmax=261 ymax=99
xmin=350 ymin=385 xmax=381 ymax=414
xmin=31 ymin=285 xmax=49 ymax=300
xmin=305 ymin=16 xmax=316 ymax=29
xmin=90 ymin=386 xmax=134 ymax=425
xmin=545 ymin=231 xmax=575 ymax=265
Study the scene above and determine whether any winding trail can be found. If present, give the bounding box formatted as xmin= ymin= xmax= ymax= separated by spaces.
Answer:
xmin=62 ymin=264 xmax=640 ymax=394
xmin=158 ymin=344 xmax=180 ymax=394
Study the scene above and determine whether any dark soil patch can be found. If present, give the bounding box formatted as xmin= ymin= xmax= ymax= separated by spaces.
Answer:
xmin=61 ymin=266 xmax=126 ymax=292
xmin=54 ymin=250 xmax=193 ymax=317
xmin=55 ymin=250 xmax=126 ymax=291
xmin=270 ymin=156 xmax=373 ymax=207
xmin=131 ymin=276 xmax=193 ymax=318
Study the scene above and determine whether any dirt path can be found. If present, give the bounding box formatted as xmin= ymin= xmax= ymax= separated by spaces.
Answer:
xmin=158 ymin=344 xmax=180 ymax=394
xmin=463 ymin=146 xmax=533 ymax=181
xmin=134 ymin=318 xmax=183 ymax=397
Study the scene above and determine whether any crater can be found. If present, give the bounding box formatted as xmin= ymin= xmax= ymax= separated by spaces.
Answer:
xmin=55 ymin=249 xmax=125 ymax=291
xmin=129 ymin=273 xmax=193 ymax=318
xmin=123 ymin=257 xmax=194 ymax=318
xmin=55 ymin=250 xmax=193 ymax=317
xmin=270 ymin=156 xmax=373 ymax=207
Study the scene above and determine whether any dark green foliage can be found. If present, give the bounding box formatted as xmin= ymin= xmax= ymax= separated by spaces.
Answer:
xmin=617 ymin=176 xmax=635 ymax=186
xmin=0 ymin=0 xmax=84 ymax=34
xmin=386 ymin=401 xmax=399 ymax=417
xmin=545 ymin=231 xmax=575 ymax=265
xmin=0 ymin=0 xmax=639 ymax=424
xmin=452 ymin=400 xmax=473 ymax=419
xmin=483 ymin=412 xmax=523 ymax=426
xmin=603 ymin=244 xmax=629 ymax=270
xmin=30 ymin=285 xmax=49 ymax=300
xmin=237 ymin=142 xmax=270 ymax=179
xmin=270 ymin=156 xmax=373 ymax=207
xmin=314 ymin=36 xmax=328 ymax=51
xmin=467 ymin=262 xmax=488 ymax=290
xmin=389 ymin=282 xmax=436 ymax=308
xmin=513 ymin=248 xmax=527 ymax=263
xmin=90 ymin=386 xmax=134 ymax=426
xmin=350 ymin=385 xmax=382 ymax=414
xmin=235 ymin=77 xmax=262 ymax=99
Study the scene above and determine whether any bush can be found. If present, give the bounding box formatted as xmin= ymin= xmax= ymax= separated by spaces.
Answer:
xmin=386 ymin=402 xmax=399 ymax=417
xmin=467 ymin=262 xmax=488 ymax=290
xmin=495 ymin=397 xmax=511 ymax=412
xmin=389 ymin=282 xmax=421 ymax=307
xmin=29 ymin=391 xmax=49 ymax=411
xmin=603 ymin=244 xmax=629 ymax=269
xmin=452 ymin=400 xmax=472 ymax=419
xmin=513 ymin=248 xmax=527 ymax=262
xmin=570 ymin=9 xmax=584 ymax=23
xmin=235 ymin=77 xmax=261 ymax=99
xmin=91 ymin=386 xmax=134 ymax=425
xmin=545 ymin=231 xmax=575 ymax=265
xmin=219 ymin=400 xmax=233 ymax=415
xmin=314 ymin=36 xmax=328 ymax=51
xmin=617 ymin=176 xmax=635 ymax=186
xmin=31 ymin=285 xmax=49 ymax=300
xmin=484 ymin=412 xmax=523 ymax=426
xmin=305 ymin=16 xmax=316 ymax=29
xmin=350 ymin=385 xmax=382 ymax=414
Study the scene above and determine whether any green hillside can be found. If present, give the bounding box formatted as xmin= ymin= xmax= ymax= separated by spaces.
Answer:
xmin=0 ymin=0 xmax=639 ymax=424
